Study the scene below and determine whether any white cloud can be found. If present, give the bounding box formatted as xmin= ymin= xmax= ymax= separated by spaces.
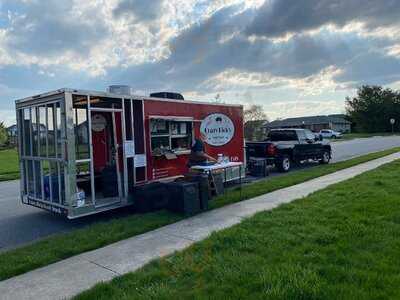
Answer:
xmin=0 ymin=0 xmax=400 ymax=121
xmin=175 ymin=88 xmax=346 ymax=121
xmin=267 ymin=99 xmax=345 ymax=120
xmin=0 ymin=0 xmax=264 ymax=76
xmin=0 ymin=30 xmax=13 ymax=65
xmin=0 ymin=110 xmax=16 ymax=126
xmin=200 ymin=66 xmax=349 ymax=96
xmin=387 ymin=44 xmax=400 ymax=58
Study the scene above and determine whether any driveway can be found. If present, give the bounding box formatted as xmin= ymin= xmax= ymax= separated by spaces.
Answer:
xmin=1 ymin=135 xmax=400 ymax=252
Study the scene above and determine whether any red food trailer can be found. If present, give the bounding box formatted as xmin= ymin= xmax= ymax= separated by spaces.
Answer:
xmin=15 ymin=88 xmax=244 ymax=218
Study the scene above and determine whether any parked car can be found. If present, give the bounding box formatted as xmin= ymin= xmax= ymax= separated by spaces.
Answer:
xmin=319 ymin=129 xmax=342 ymax=139
xmin=246 ymin=128 xmax=332 ymax=172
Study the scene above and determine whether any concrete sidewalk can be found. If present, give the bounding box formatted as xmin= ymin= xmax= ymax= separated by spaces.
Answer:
xmin=1 ymin=152 xmax=400 ymax=300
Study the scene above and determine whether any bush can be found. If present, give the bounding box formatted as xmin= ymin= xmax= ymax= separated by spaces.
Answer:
xmin=0 ymin=122 xmax=9 ymax=147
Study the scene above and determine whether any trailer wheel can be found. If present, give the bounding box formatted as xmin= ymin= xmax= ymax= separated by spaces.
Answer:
xmin=319 ymin=150 xmax=331 ymax=164
xmin=277 ymin=155 xmax=291 ymax=172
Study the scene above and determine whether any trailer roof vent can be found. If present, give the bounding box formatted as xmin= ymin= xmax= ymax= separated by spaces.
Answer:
xmin=107 ymin=85 xmax=134 ymax=95
xmin=150 ymin=92 xmax=184 ymax=100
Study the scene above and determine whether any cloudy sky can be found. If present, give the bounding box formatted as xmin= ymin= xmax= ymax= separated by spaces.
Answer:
xmin=1 ymin=0 xmax=400 ymax=125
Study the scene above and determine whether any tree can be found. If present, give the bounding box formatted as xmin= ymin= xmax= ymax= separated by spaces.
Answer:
xmin=0 ymin=122 xmax=8 ymax=146
xmin=214 ymin=93 xmax=221 ymax=103
xmin=346 ymin=85 xmax=400 ymax=133
xmin=244 ymin=105 xmax=268 ymax=141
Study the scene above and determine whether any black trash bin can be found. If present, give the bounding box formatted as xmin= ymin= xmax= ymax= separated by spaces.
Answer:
xmin=248 ymin=157 xmax=269 ymax=177
xmin=184 ymin=173 xmax=210 ymax=210
xmin=134 ymin=182 xmax=169 ymax=213
xmin=166 ymin=181 xmax=200 ymax=216
xmin=101 ymin=165 xmax=119 ymax=197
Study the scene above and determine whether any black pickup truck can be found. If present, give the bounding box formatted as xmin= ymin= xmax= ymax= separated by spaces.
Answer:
xmin=246 ymin=128 xmax=332 ymax=172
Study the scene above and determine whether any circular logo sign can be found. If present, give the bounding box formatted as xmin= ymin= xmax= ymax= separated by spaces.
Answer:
xmin=91 ymin=114 xmax=107 ymax=132
xmin=200 ymin=113 xmax=235 ymax=146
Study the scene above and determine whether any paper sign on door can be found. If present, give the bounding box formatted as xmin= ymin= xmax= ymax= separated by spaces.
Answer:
xmin=134 ymin=154 xmax=147 ymax=167
xmin=124 ymin=141 xmax=135 ymax=158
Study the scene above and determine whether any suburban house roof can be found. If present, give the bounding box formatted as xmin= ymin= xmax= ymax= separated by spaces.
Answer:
xmin=265 ymin=115 xmax=351 ymax=128
xmin=7 ymin=124 xmax=17 ymax=132
xmin=245 ymin=119 xmax=268 ymax=125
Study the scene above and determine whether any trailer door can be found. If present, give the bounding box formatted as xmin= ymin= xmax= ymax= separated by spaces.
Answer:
xmin=17 ymin=97 xmax=68 ymax=215
xmin=123 ymin=98 xmax=147 ymax=189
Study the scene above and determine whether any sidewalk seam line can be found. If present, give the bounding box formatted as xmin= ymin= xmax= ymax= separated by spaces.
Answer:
xmin=164 ymin=232 xmax=197 ymax=242
xmin=86 ymin=260 xmax=121 ymax=276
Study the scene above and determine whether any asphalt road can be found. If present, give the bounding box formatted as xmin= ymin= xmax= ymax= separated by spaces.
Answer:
xmin=1 ymin=135 xmax=400 ymax=252
xmin=330 ymin=135 xmax=400 ymax=162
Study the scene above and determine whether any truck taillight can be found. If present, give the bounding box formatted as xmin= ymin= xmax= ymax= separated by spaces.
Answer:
xmin=267 ymin=144 xmax=276 ymax=156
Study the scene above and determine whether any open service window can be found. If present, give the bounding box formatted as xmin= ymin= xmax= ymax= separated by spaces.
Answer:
xmin=150 ymin=117 xmax=193 ymax=156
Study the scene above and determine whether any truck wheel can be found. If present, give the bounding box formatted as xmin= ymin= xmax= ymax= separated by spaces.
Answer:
xmin=277 ymin=155 xmax=291 ymax=172
xmin=319 ymin=151 xmax=331 ymax=164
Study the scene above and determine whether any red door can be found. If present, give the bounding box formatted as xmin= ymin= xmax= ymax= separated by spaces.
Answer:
xmin=91 ymin=112 xmax=123 ymax=174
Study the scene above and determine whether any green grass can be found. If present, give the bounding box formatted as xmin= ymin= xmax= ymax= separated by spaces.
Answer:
xmin=75 ymin=159 xmax=400 ymax=300
xmin=336 ymin=132 xmax=399 ymax=141
xmin=0 ymin=147 xmax=399 ymax=281
xmin=0 ymin=148 xmax=19 ymax=181
xmin=210 ymin=146 xmax=400 ymax=209
xmin=0 ymin=211 xmax=184 ymax=281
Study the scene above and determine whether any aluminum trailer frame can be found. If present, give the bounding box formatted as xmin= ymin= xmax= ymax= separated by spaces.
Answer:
xmin=15 ymin=89 xmax=148 ymax=218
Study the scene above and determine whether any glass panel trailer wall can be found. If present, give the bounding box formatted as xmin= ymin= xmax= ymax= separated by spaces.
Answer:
xmin=17 ymin=93 xmax=68 ymax=215
xmin=16 ymin=90 xmax=145 ymax=218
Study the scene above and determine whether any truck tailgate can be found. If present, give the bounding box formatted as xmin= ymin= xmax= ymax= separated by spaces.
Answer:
xmin=246 ymin=142 xmax=270 ymax=158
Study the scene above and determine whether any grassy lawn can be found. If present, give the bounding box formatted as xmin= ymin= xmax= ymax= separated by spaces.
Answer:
xmin=76 ymin=159 xmax=400 ymax=300
xmin=335 ymin=132 xmax=399 ymax=142
xmin=0 ymin=148 xmax=19 ymax=181
xmin=0 ymin=147 xmax=399 ymax=281
xmin=210 ymin=146 xmax=400 ymax=209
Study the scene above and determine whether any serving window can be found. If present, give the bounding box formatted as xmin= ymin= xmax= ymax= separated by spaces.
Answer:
xmin=150 ymin=118 xmax=193 ymax=155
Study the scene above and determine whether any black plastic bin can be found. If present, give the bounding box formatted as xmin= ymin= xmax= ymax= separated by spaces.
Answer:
xmin=182 ymin=174 xmax=210 ymax=210
xmin=248 ymin=157 xmax=269 ymax=177
xmin=134 ymin=182 xmax=169 ymax=213
xmin=101 ymin=165 xmax=119 ymax=197
xmin=166 ymin=181 xmax=200 ymax=216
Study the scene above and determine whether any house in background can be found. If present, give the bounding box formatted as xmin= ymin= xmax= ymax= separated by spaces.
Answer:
xmin=7 ymin=124 xmax=18 ymax=145
xmin=7 ymin=123 xmax=48 ymax=146
xmin=264 ymin=115 xmax=351 ymax=133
